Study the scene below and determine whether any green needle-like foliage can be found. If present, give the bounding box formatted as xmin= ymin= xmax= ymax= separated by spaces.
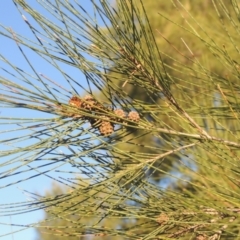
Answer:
xmin=0 ymin=0 xmax=240 ymax=239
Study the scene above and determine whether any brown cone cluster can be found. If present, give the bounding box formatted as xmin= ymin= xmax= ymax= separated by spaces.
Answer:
xmin=67 ymin=95 xmax=140 ymax=136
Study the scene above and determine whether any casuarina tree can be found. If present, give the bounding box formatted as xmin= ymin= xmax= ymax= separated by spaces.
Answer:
xmin=1 ymin=0 xmax=240 ymax=239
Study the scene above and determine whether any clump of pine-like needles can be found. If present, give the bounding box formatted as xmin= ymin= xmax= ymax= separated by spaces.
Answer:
xmin=0 ymin=0 xmax=240 ymax=239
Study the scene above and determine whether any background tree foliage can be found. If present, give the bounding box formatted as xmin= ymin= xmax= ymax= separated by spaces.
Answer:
xmin=1 ymin=0 xmax=240 ymax=239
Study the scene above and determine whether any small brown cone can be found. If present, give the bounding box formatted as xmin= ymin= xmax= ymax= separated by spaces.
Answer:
xmin=69 ymin=96 xmax=82 ymax=108
xmin=98 ymin=118 xmax=114 ymax=136
xmin=128 ymin=111 xmax=140 ymax=122
xmin=67 ymin=96 xmax=83 ymax=118
xmin=114 ymin=109 xmax=126 ymax=122
xmin=196 ymin=235 xmax=208 ymax=240
xmin=156 ymin=213 xmax=169 ymax=225
xmin=82 ymin=95 xmax=97 ymax=111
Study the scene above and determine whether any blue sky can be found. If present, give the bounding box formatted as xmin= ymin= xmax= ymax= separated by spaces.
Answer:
xmin=0 ymin=1 xmax=102 ymax=239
